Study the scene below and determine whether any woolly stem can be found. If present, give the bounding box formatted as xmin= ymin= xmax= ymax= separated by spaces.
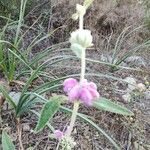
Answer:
xmin=66 ymin=101 xmax=80 ymax=137
xmin=79 ymin=15 xmax=83 ymax=30
xmin=66 ymin=14 xmax=86 ymax=138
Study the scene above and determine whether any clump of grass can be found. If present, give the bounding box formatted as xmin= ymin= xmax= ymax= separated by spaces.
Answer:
xmin=0 ymin=0 xmax=40 ymax=18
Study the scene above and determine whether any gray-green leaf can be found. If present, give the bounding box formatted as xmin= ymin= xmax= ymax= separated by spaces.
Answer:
xmin=2 ymin=131 xmax=15 ymax=150
xmin=93 ymin=97 xmax=134 ymax=116
xmin=71 ymin=43 xmax=84 ymax=58
xmin=35 ymin=96 xmax=62 ymax=132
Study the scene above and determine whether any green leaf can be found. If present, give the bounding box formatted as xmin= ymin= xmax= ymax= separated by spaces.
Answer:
xmin=0 ymin=85 xmax=16 ymax=109
xmin=93 ymin=97 xmax=134 ymax=116
xmin=35 ymin=96 xmax=62 ymax=132
xmin=7 ymin=48 xmax=32 ymax=70
xmin=16 ymin=65 xmax=43 ymax=116
xmin=2 ymin=131 xmax=16 ymax=150
xmin=31 ymin=110 xmax=55 ymax=132
xmin=71 ymin=43 xmax=84 ymax=58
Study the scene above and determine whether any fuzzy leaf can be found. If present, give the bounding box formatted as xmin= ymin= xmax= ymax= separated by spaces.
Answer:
xmin=2 ymin=131 xmax=16 ymax=150
xmin=93 ymin=97 xmax=134 ymax=116
xmin=35 ymin=96 xmax=62 ymax=132
xmin=71 ymin=43 xmax=84 ymax=58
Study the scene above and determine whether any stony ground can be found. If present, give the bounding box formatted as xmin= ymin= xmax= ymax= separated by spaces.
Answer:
xmin=0 ymin=0 xmax=150 ymax=150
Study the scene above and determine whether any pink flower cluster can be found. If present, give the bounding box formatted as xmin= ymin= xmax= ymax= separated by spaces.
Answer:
xmin=63 ymin=78 xmax=99 ymax=106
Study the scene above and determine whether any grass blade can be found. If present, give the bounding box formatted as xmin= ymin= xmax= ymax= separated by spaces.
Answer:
xmin=60 ymin=106 xmax=121 ymax=150
xmin=2 ymin=131 xmax=16 ymax=150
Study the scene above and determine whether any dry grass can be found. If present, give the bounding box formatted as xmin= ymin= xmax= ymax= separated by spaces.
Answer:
xmin=50 ymin=0 xmax=148 ymax=50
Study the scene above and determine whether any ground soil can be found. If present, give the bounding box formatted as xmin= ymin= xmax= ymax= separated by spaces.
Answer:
xmin=0 ymin=0 xmax=150 ymax=150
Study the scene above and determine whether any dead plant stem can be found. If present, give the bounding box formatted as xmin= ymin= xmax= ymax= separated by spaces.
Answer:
xmin=16 ymin=118 xmax=24 ymax=150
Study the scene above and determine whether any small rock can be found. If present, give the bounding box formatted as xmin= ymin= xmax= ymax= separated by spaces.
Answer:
xmin=125 ymin=56 xmax=147 ymax=68
xmin=122 ymin=93 xmax=131 ymax=102
xmin=100 ymin=53 xmax=114 ymax=63
xmin=9 ymin=92 xmax=21 ymax=105
xmin=137 ymin=83 xmax=146 ymax=92
xmin=145 ymin=91 xmax=150 ymax=100
xmin=124 ymin=76 xmax=137 ymax=92
xmin=2 ymin=102 xmax=9 ymax=110
xmin=22 ymin=124 xmax=30 ymax=132
xmin=72 ymin=128 xmax=77 ymax=134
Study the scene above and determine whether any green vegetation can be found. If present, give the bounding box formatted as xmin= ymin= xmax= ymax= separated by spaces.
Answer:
xmin=0 ymin=0 xmax=149 ymax=149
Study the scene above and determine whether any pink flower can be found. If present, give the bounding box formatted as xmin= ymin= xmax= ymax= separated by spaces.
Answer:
xmin=54 ymin=130 xmax=64 ymax=139
xmin=63 ymin=78 xmax=100 ymax=106
xmin=88 ymin=82 xmax=97 ymax=90
xmin=68 ymin=84 xmax=80 ymax=102
xmin=80 ymin=87 xmax=93 ymax=106
xmin=86 ymin=82 xmax=99 ymax=98
xmin=63 ymin=78 xmax=78 ymax=92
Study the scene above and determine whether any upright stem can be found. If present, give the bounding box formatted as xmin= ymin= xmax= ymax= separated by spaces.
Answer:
xmin=66 ymin=14 xmax=86 ymax=137
xmin=79 ymin=15 xmax=83 ymax=30
xmin=79 ymin=15 xmax=85 ymax=82
xmin=66 ymin=101 xmax=80 ymax=137
xmin=80 ymin=48 xmax=86 ymax=82
xmin=16 ymin=118 xmax=24 ymax=150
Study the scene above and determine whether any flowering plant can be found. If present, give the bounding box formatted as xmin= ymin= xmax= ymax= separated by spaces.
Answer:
xmin=35 ymin=1 xmax=134 ymax=150
xmin=57 ymin=2 xmax=101 ymax=146
xmin=0 ymin=0 xmax=135 ymax=150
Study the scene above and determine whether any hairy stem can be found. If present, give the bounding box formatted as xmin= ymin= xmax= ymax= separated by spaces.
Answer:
xmin=16 ymin=118 xmax=24 ymax=150
xmin=66 ymin=101 xmax=80 ymax=137
xmin=80 ymin=48 xmax=86 ymax=82
xmin=79 ymin=15 xmax=83 ymax=30
xmin=66 ymin=14 xmax=85 ymax=137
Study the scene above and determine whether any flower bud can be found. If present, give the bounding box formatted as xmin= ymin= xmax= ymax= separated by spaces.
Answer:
xmin=63 ymin=78 xmax=78 ymax=92
xmin=54 ymin=130 xmax=64 ymax=140
xmin=70 ymin=29 xmax=93 ymax=48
